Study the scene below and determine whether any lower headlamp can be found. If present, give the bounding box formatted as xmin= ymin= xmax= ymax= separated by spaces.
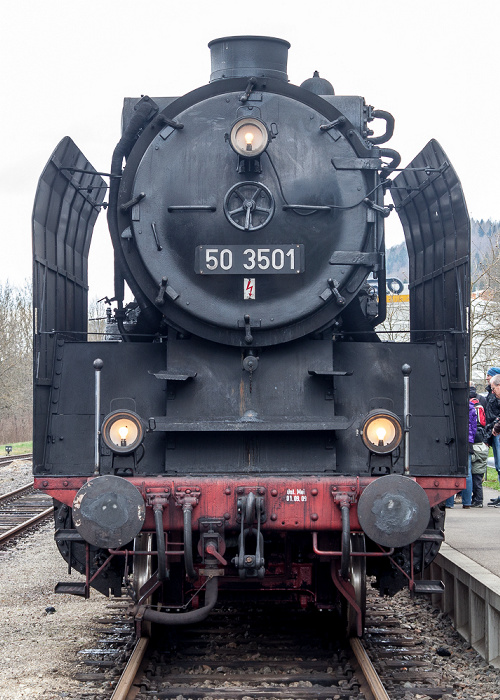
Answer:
xmin=102 ymin=410 xmax=144 ymax=454
xmin=361 ymin=410 xmax=403 ymax=454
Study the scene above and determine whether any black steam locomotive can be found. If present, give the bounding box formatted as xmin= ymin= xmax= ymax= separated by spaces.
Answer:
xmin=33 ymin=36 xmax=469 ymax=636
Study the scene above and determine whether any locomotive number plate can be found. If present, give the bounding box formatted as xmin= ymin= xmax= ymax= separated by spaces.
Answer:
xmin=195 ymin=245 xmax=304 ymax=274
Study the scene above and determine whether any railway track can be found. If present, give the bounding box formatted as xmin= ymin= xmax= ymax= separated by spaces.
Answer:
xmin=0 ymin=452 xmax=32 ymax=467
xmin=0 ymin=482 xmax=53 ymax=545
xmin=73 ymin=586 xmax=457 ymax=700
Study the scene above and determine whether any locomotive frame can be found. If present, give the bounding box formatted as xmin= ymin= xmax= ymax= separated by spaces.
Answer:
xmin=32 ymin=35 xmax=469 ymax=637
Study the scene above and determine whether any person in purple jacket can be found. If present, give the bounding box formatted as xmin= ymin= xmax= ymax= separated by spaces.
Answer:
xmin=445 ymin=398 xmax=476 ymax=508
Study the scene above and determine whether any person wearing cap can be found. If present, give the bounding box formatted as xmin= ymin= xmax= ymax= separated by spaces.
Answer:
xmin=486 ymin=370 xmax=500 ymax=505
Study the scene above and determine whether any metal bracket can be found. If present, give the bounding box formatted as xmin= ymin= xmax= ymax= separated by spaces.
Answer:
xmin=145 ymin=487 xmax=170 ymax=508
xmin=174 ymin=487 xmax=201 ymax=508
xmin=232 ymin=490 xmax=266 ymax=579
xmin=198 ymin=517 xmax=227 ymax=575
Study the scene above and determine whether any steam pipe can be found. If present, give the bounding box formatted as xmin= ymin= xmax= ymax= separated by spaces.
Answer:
xmin=379 ymin=148 xmax=402 ymax=179
xmin=142 ymin=576 xmax=219 ymax=625
xmin=107 ymin=96 xmax=159 ymax=338
xmin=368 ymin=110 xmax=395 ymax=145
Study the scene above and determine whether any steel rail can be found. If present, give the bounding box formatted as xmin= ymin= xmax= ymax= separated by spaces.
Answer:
xmin=110 ymin=636 xmax=149 ymax=700
xmin=0 ymin=505 xmax=54 ymax=544
xmin=0 ymin=453 xmax=32 ymax=466
xmin=350 ymin=637 xmax=390 ymax=700
xmin=0 ymin=482 xmax=34 ymax=504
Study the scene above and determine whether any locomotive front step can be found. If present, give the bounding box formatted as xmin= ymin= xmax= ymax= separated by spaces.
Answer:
xmin=55 ymin=582 xmax=88 ymax=597
xmin=412 ymin=580 xmax=445 ymax=595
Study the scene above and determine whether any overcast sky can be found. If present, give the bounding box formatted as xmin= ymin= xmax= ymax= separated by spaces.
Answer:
xmin=1 ymin=0 xmax=498 ymax=298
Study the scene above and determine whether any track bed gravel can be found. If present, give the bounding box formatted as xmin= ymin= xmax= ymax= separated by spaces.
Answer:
xmin=0 ymin=460 xmax=111 ymax=699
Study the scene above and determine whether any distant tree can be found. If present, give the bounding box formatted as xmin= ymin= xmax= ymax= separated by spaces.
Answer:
xmin=88 ymin=297 xmax=109 ymax=341
xmin=470 ymin=225 xmax=500 ymax=386
xmin=0 ymin=281 xmax=32 ymax=443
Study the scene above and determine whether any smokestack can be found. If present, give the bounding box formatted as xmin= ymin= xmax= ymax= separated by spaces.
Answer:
xmin=208 ymin=35 xmax=290 ymax=83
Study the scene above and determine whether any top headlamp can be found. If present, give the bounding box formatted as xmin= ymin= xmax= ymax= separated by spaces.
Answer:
xmin=230 ymin=117 xmax=269 ymax=158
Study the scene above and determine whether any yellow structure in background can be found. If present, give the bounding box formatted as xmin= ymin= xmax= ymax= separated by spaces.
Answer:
xmin=386 ymin=294 xmax=409 ymax=303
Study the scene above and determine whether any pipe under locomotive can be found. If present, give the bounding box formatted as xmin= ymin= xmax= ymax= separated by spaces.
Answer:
xmin=32 ymin=35 xmax=470 ymax=637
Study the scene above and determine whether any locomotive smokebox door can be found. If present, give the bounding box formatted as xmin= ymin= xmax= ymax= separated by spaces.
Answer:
xmin=72 ymin=476 xmax=145 ymax=549
xmin=357 ymin=474 xmax=430 ymax=548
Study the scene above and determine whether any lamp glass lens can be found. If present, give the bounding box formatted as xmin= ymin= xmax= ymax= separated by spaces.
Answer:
xmin=230 ymin=118 xmax=268 ymax=157
xmin=366 ymin=417 xmax=396 ymax=447
xmin=109 ymin=418 xmax=139 ymax=448
xmin=362 ymin=412 xmax=402 ymax=454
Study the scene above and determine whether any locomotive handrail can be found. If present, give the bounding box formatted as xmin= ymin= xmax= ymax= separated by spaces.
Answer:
xmin=311 ymin=532 xmax=394 ymax=558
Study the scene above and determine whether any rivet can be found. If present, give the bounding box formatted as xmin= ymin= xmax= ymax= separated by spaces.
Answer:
xmin=311 ymin=513 xmax=319 ymax=521
xmin=311 ymin=488 xmax=318 ymax=496
xmin=270 ymin=513 xmax=277 ymax=521
xmin=271 ymin=489 xmax=278 ymax=497
xmin=237 ymin=487 xmax=244 ymax=494
xmin=224 ymin=488 xmax=231 ymax=495
xmin=63 ymin=480 xmax=68 ymax=487
xmin=258 ymin=487 xmax=265 ymax=495
xmin=42 ymin=481 xmax=48 ymax=488
xmin=332 ymin=486 xmax=338 ymax=491
xmin=224 ymin=512 xmax=231 ymax=520
xmin=434 ymin=480 xmax=439 ymax=487
xmin=185 ymin=489 xmax=191 ymax=494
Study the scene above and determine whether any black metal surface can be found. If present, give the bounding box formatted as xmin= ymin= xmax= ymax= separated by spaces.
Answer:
xmin=35 ymin=341 xmax=166 ymax=476
xmin=357 ymin=474 xmax=430 ymax=547
xmin=332 ymin=342 xmax=463 ymax=476
xmin=116 ymin=76 xmax=380 ymax=346
xmin=391 ymin=140 xmax=470 ymax=468
xmin=32 ymin=137 xmax=106 ymax=468
xmin=208 ymin=36 xmax=291 ymax=82
xmin=33 ymin=35 xmax=470 ymax=606
xmin=72 ymin=475 xmax=145 ymax=549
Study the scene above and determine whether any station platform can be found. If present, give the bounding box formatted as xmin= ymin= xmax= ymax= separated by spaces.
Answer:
xmin=442 ymin=483 xmax=500 ymax=578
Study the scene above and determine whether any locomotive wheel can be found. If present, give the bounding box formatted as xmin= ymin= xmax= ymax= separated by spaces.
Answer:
xmin=346 ymin=533 xmax=366 ymax=637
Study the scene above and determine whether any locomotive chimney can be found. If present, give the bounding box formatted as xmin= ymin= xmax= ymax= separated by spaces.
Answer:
xmin=208 ymin=35 xmax=290 ymax=82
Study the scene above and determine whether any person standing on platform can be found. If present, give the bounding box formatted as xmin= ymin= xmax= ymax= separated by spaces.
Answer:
xmin=487 ymin=371 xmax=500 ymax=505
xmin=470 ymin=382 xmax=488 ymax=507
xmin=471 ymin=442 xmax=488 ymax=507
xmin=445 ymin=397 xmax=476 ymax=508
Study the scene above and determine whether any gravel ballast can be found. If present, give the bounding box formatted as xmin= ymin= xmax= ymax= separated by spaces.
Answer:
xmin=0 ymin=461 xmax=111 ymax=699
xmin=2 ymin=459 xmax=500 ymax=699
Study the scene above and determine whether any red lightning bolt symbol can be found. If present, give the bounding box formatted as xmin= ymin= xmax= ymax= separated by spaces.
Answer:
xmin=246 ymin=279 xmax=254 ymax=298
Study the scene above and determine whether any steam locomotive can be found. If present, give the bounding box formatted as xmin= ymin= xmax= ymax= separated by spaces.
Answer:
xmin=32 ymin=35 xmax=470 ymax=636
